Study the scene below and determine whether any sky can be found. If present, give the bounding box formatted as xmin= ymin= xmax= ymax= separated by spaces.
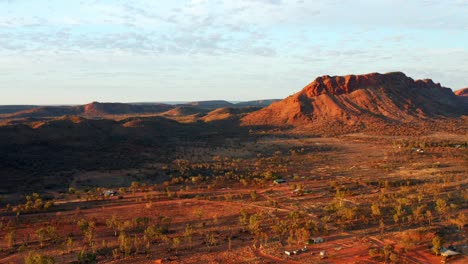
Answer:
xmin=0 ymin=0 xmax=467 ymax=105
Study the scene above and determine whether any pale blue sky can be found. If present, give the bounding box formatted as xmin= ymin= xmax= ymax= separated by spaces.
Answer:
xmin=1 ymin=0 xmax=467 ymax=104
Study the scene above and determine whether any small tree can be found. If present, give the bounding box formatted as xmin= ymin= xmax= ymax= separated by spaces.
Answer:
xmin=184 ymin=224 xmax=193 ymax=249
xmin=250 ymin=190 xmax=258 ymax=201
xmin=77 ymin=250 xmax=97 ymax=264
xmin=435 ymin=198 xmax=448 ymax=218
xmin=24 ymin=252 xmax=55 ymax=264
xmin=248 ymin=213 xmax=260 ymax=235
xmin=118 ymin=233 xmax=133 ymax=257
xmin=77 ymin=219 xmax=95 ymax=246
xmin=36 ymin=228 xmax=47 ymax=248
xmin=4 ymin=230 xmax=16 ymax=249
xmin=106 ymin=215 xmax=119 ymax=236
xmin=144 ymin=225 xmax=161 ymax=242
xmin=172 ymin=237 xmax=181 ymax=254
xmin=431 ymin=235 xmax=445 ymax=256
xmin=205 ymin=233 xmax=217 ymax=250
xmin=239 ymin=209 xmax=248 ymax=231
xmin=371 ymin=203 xmax=381 ymax=219
xmin=379 ymin=218 xmax=385 ymax=237
xmin=65 ymin=237 xmax=73 ymax=253
xmin=130 ymin=181 xmax=139 ymax=196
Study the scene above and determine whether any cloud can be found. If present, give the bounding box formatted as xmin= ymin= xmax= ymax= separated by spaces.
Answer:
xmin=0 ymin=0 xmax=467 ymax=104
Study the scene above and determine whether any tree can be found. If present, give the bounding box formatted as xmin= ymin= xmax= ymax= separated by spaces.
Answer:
xmin=172 ymin=237 xmax=181 ymax=254
xmin=134 ymin=217 xmax=152 ymax=229
xmin=24 ymin=252 xmax=55 ymax=264
xmin=65 ymin=237 xmax=73 ymax=253
xmin=106 ymin=215 xmax=119 ymax=236
xmin=4 ymin=230 xmax=16 ymax=249
xmin=158 ymin=215 xmax=172 ymax=234
xmin=77 ymin=219 xmax=95 ymax=246
xmin=43 ymin=201 xmax=54 ymax=210
xmin=431 ymin=235 xmax=445 ymax=256
xmin=449 ymin=213 xmax=466 ymax=231
xmin=205 ymin=233 xmax=217 ymax=250
xmin=335 ymin=188 xmax=346 ymax=208
xmin=184 ymin=224 xmax=193 ymax=249
xmin=35 ymin=226 xmax=59 ymax=248
xmin=144 ymin=225 xmax=161 ymax=242
xmin=393 ymin=213 xmax=400 ymax=229
xmin=379 ymin=218 xmax=385 ymax=237
xmin=295 ymin=227 xmax=310 ymax=245
xmin=130 ymin=181 xmax=139 ymax=196
xmin=371 ymin=203 xmax=381 ymax=219
xmin=118 ymin=233 xmax=134 ymax=257
xmin=412 ymin=205 xmax=426 ymax=224
xmin=239 ymin=209 xmax=248 ymax=231
xmin=426 ymin=210 xmax=433 ymax=226
xmin=250 ymin=190 xmax=258 ymax=201
xmin=271 ymin=220 xmax=289 ymax=245
xmin=435 ymin=198 xmax=448 ymax=218
xmin=321 ymin=215 xmax=330 ymax=234
xmin=248 ymin=213 xmax=260 ymax=235
xmin=35 ymin=228 xmax=47 ymax=248
xmin=77 ymin=250 xmax=97 ymax=264
xmin=193 ymin=209 xmax=204 ymax=222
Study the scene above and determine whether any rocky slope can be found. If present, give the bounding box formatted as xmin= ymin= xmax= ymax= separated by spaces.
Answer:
xmin=242 ymin=72 xmax=467 ymax=130
xmin=454 ymin=87 xmax=468 ymax=96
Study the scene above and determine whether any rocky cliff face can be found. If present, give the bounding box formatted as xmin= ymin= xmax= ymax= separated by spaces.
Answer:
xmin=242 ymin=72 xmax=467 ymax=128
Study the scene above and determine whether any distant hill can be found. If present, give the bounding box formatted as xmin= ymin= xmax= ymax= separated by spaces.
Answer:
xmin=3 ymin=102 xmax=174 ymax=118
xmin=1 ymin=99 xmax=280 ymax=119
xmin=0 ymin=114 xmax=250 ymax=193
xmin=235 ymin=99 xmax=281 ymax=107
xmin=454 ymin=87 xmax=468 ymax=96
xmin=0 ymin=105 xmax=37 ymax=114
xmin=82 ymin=102 xmax=173 ymax=116
xmin=160 ymin=106 xmax=210 ymax=117
xmin=182 ymin=100 xmax=235 ymax=109
xmin=242 ymin=72 xmax=467 ymax=133
xmin=202 ymin=107 xmax=261 ymax=122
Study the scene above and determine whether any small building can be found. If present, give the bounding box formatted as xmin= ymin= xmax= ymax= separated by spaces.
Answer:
xmin=309 ymin=237 xmax=324 ymax=244
xmin=274 ymin=179 xmax=286 ymax=184
xmin=411 ymin=147 xmax=424 ymax=153
xmin=441 ymin=248 xmax=461 ymax=257
xmin=320 ymin=251 xmax=327 ymax=259
xmin=102 ymin=190 xmax=118 ymax=196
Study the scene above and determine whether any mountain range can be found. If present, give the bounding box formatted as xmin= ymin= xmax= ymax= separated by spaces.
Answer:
xmin=0 ymin=72 xmax=466 ymax=133
xmin=1 ymin=71 xmax=466 ymax=193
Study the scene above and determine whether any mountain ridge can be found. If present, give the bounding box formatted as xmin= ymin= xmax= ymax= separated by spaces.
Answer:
xmin=242 ymin=72 xmax=467 ymax=129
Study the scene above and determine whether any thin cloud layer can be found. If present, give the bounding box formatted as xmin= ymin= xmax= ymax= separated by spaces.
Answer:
xmin=0 ymin=0 xmax=467 ymax=104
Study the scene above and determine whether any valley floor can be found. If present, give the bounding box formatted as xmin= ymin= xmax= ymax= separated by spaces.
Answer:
xmin=0 ymin=133 xmax=466 ymax=263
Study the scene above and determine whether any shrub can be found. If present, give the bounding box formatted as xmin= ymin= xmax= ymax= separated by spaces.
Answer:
xmin=4 ymin=230 xmax=16 ymax=249
xmin=24 ymin=252 xmax=55 ymax=264
xmin=77 ymin=250 xmax=97 ymax=264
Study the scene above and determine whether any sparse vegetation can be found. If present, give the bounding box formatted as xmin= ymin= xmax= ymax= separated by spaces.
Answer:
xmin=0 ymin=130 xmax=466 ymax=263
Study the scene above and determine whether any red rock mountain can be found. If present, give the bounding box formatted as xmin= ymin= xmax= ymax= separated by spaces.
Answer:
xmin=242 ymin=72 xmax=467 ymax=128
xmin=455 ymin=88 xmax=468 ymax=96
